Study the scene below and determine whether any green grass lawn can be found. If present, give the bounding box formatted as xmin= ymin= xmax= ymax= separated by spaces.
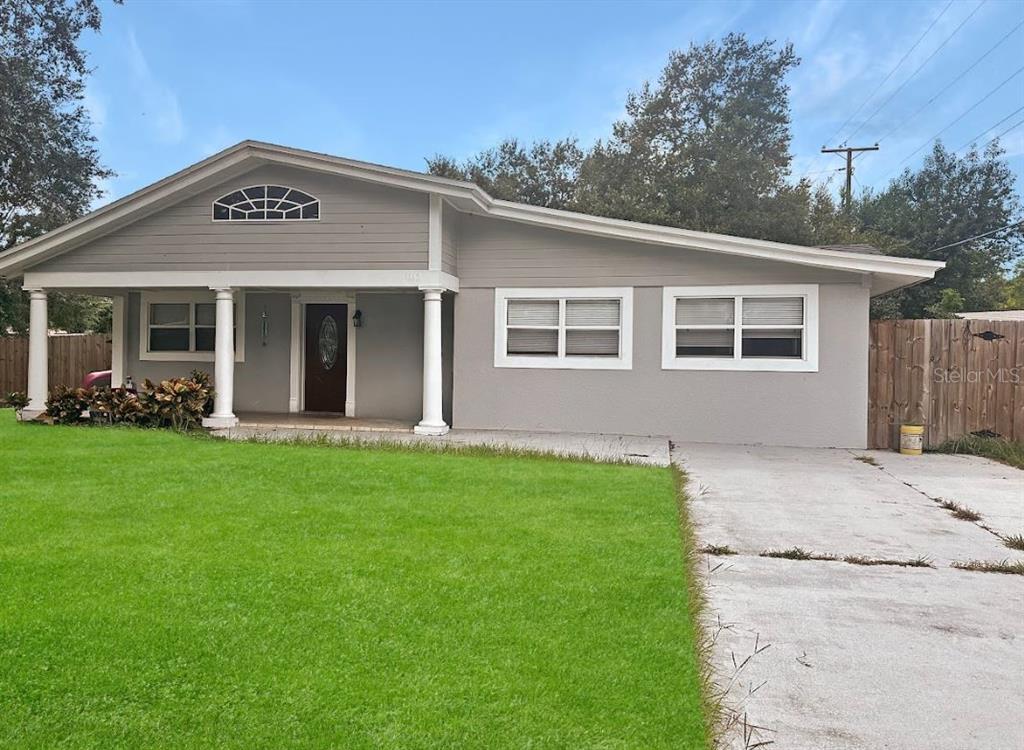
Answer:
xmin=0 ymin=410 xmax=709 ymax=749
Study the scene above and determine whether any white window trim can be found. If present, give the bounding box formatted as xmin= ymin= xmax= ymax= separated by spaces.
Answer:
xmin=211 ymin=185 xmax=321 ymax=223
xmin=494 ymin=287 xmax=633 ymax=370
xmin=661 ymin=284 xmax=818 ymax=372
xmin=139 ymin=290 xmax=246 ymax=363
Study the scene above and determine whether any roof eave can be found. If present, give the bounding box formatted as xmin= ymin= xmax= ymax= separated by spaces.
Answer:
xmin=0 ymin=140 xmax=945 ymax=290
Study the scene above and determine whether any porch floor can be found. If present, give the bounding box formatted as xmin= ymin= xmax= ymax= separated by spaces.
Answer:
xmin=235 ymin=412 xmax=415 ymax=433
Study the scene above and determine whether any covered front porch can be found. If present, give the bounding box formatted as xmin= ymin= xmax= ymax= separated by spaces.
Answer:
xmin=20 ymin=272 xmax=456 ymax=436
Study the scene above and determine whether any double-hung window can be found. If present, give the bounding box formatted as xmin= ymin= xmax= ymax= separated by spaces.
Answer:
xmin=662 ymin=285 xmax=818 ymax=371
xmin=495 ymin=288 xmax=633 ymax=369
xmin=140 ymin=291 xmax=245 ymax=362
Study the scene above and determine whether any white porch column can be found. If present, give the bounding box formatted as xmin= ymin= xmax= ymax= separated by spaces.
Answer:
xmin=23 ymin=288 xmax=48 ymax=419
xmin=414 ymin=288 xmax=449 ymax=436
xmin=202 ymin=287 xmax=239 ymax=428
xmin=110 ymin=295 xmax=127 ymax=388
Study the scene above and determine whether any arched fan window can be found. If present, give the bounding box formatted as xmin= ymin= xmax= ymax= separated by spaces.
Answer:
xmin=212 ymin=185 xmax=320 ymax=221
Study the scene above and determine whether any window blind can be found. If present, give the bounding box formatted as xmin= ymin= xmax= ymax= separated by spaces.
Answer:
xmin=565 ymin=299 xmax=620 ymax=327
xmin=507 ymin=299 xmax=559 ymax=327
xmin=742 ymin=297 xmax=803 ymax=326
xmin=566 ymin=330 xmax=619 ymax=356
xmin=676 ymin=297 xmax=734 ymax=326
xmin=507 ymin=328 xmax=558 ymax=355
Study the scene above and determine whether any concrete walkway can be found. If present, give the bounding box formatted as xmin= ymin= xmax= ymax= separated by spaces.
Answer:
xmin=674 ymin=442 xmax=1023 ymax=750
xmin=215 ymin=424 xmax=671 ymax=466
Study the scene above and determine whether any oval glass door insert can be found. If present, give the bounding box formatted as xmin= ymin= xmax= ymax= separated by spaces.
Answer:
xmin=318 ymin=315 xmax=339 ymax=370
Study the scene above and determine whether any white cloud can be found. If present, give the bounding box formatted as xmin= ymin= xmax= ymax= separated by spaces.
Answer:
xmin=126 ymin=29 xmax=185 ymax=144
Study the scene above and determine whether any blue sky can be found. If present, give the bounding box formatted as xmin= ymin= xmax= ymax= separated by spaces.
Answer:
xmin=82 ymin=0 xmax=1024 ymax=205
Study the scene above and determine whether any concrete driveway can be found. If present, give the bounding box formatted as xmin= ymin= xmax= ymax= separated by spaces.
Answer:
xmin=673 ymin=442 xmax=1024 ymax=750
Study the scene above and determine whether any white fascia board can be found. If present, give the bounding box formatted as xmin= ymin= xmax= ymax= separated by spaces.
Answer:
xmin=1 ymin=138 xmax=944 ymax=291
xmin=484 ymin=199 xmax=945 ymax=280
xmin=23 ymin=269 xmax=460 ymax=292
xmin=0 ymin=148 xmax=258 ymax=276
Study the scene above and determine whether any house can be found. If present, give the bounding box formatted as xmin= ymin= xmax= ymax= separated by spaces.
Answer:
xmin=0 ymin=141 xmax=943 ymax=447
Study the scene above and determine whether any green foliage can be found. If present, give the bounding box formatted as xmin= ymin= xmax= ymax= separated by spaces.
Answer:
xmin=0 ymin=0 xmax=116 ymax=334
xmin=0 ymin=411 xmax=709 ymax=748
xmin=577 ymin=34 xmax=807 ymax=243
xmin=923 ymin=288 xmax=965 ymax=319
xmin=1003 ymin=260 xmax=1024 ymax=309
xmin=5 ymin=390 xmax=28 ymax=410
xmin=857 ymin=142 xmax=1022 ymax=318
xmin=89 ymin=387 xmax=150 ymax=425
xmin=936 ymin=434 xmax=1024 ymax=470
xmin=429 ymin=38 xmax=1022 ymax=319
xmin=43 ymin=372 xmax=213 ymax=430
xmin=142 ymin=374 xmax=213 ymax=430
xmin=426 ymin=138 xmax=584 ymax=209
xmin=430 ymin=34 xmax=810 ymax=243
xmin=45 ymin=385 xmax=94 ymax=424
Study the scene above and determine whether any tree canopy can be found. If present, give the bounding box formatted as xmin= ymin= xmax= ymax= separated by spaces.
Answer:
xmin=0 ymin=0 xmax=114 ymax=334
xmin=429 ymin=34 xmax=1022 ymax=318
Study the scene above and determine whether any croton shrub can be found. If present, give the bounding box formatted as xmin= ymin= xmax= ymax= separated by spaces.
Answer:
xmin=42 ymin=370 xmax=214 ymax=430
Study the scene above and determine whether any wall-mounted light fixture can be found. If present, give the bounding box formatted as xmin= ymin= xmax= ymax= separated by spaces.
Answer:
xmin=352 ymin=309 xmax=363 ymax=328
xmin=260 ymin=307 xmax=270 ymax=346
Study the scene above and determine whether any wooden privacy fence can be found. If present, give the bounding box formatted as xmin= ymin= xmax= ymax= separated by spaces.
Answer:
xmin=0 ymin=334 xmax=112 ymax=399
xmin=869 ymin=319 xmax=1024 ymax=449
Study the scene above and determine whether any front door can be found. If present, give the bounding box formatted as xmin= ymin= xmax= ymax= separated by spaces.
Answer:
xmin=304 ymin=304 xmax=347 ymax=413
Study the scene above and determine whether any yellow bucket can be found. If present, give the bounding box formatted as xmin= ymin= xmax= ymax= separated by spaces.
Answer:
xmin=899 ymin=425 xmax=924 ymax=456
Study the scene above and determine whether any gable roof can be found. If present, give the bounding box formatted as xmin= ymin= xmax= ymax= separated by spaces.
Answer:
xmin=0 ymin=140 xmax=943 ymax=294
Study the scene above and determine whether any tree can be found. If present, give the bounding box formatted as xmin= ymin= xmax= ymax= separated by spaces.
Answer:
xmin=857 ymin=142 xmax=1022 ymax=318
xmin=576 ymin=34 xmax=809 ymax=243
xmin=426 ymin=138 xmax=583 ymax=210
xmin=1004 ymin=260 xmax=1024 ymax=310
xmin=428 ymin=34 xmax=813 ymax=243
xmin=0 ymin=0 xmax=115 ymax=334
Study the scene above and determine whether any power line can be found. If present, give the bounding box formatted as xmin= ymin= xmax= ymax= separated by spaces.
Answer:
xmin=822 ymin=144 xmax=880 ymax=211
xmin=799 ymin=0 xmax=954 ymax=182
xmin=878 ymin=64 xmax=1024 ymax=181
xmin=875 ymin=17 xmax=1022 ymax=145
xmin=846 ymin=0 xmax=987 ymax=144
xmin=820 ymin=0 xmax=954 ymax=150
xmin=955 ymin=107 xmax=1024 ymax=152
xmin=926 ymin=221 xmax=1023 ymax=254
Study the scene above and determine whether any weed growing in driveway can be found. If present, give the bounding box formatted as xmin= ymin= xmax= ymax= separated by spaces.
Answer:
xmin=1002 ymin=534 xmax=1024 ymax=552
xmin=936 ymin=435 xmax=1024 ymax=470
xmin=843 ymin=555 xmax=933 ymax=568
xmin=952 ymin=560 xmax=1024 ymax=576
xmin=854 ymin=455 xmax=880 ymax=466
xmin=760 ymin=548 xmax=936 ymax=569
xmin=699 ymin=544 xmax=737 ymax=556
xmin=759 ymin=547 xmax=836 ymax=561
xmin=938 ymin=499 xmax=983 ymax=522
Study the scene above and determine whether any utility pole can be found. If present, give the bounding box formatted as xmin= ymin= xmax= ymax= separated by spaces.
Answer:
xmin=821 ymin=143 xmax=879 ymax=213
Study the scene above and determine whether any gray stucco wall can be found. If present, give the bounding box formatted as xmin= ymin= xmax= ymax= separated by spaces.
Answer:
xmin=350 ymin=291 xmax=453 ymax=423
xmin=353 ymin=293 xmax=423 ymax=421
xmin=39 ymin=165 xmax=429 ymax=273
xmin=126 ymin=290 xmax=440 ymax=422
xmin=126 ymin=291 xmax=292 ymax=413
xmin=451 ymin=284 xmax=870 ymax=447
